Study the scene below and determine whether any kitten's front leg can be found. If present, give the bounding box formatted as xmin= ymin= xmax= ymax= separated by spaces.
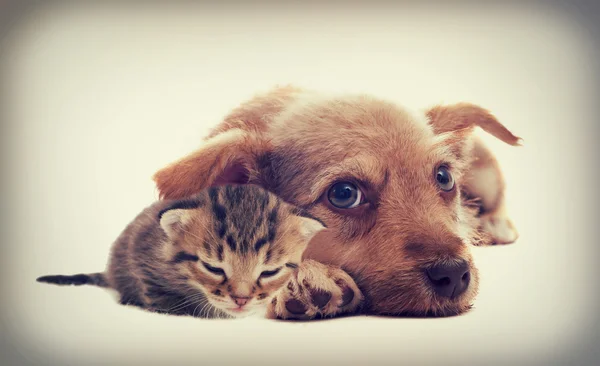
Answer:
xmin=266 ymin=260 xmax=363 ymax=320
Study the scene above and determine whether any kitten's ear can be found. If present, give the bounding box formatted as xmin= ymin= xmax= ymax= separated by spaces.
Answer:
xmin=290 ymin=207 xmax=326 ymax=242
xmin=159 ymin=209 xmax=194 ymax=238
xmin=298 ymin=217 xmax=326 ymax=242
xmin=158 ymin=197 xmax=204 ymax=238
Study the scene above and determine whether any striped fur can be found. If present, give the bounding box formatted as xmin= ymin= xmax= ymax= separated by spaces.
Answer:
xmin=37 ymin=185 xmax=323 ymax=318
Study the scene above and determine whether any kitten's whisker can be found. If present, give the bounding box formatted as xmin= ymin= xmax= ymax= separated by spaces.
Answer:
xmin=166 ymin=293 xmax=205 ymax=313
xmin=199 ymin=301 xmax=214 ymax=318
xmin=198 ymin=303 xmax=208 ymax=318
xmin=192 ymin=301 xmax=204 ymax=317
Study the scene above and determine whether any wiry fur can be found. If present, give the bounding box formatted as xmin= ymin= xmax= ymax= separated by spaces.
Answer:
xmin=37 ymin=185 xmax=324 ymax=318
xmin=151 ymin=86 xmax=522 ymax=319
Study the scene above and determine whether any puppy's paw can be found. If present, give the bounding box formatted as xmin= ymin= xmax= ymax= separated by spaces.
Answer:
xmin=478 ymin=213 xmax=519 ymax=245
xmin=266 ymin=260 xmax=363 ymax=320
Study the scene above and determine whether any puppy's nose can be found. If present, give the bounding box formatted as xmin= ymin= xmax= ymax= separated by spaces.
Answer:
xmin=232 ymin=296 xmax=250 ymax=306
xmin=426 ymin=261 xmax=470 ymax=299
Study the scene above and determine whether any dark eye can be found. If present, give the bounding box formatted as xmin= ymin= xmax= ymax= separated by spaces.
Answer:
xmin=435 ymin=166 xmax=455 ymax=192
xmin=327 ymin=182 xmax=363 ymax=209
xmin=260 ymin=268 xmax=281 ymax=278
xmin=202 ymin=262 xmax=225 ymax=276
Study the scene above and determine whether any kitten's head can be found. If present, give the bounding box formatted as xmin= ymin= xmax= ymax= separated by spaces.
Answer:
xmin=158 ymin=185 xmax=325 ymax=317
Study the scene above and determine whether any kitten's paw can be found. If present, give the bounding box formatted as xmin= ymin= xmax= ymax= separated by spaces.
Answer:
xmin=478 ymin=213 xmax=519 ymax=245
xmin=266 ymin=260 xmax=363 ymax=320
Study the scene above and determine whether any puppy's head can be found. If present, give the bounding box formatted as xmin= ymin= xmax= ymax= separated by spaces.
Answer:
xmin=153 ymin=89 xmax=520 ymax=316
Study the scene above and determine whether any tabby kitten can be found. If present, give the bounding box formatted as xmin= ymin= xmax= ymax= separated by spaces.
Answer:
xmin=37 ymin=185 xmax=324 ymax=318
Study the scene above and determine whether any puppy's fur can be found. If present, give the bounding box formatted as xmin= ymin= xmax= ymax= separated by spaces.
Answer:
xmin=153 ymin=86 xmax=521 ymax=318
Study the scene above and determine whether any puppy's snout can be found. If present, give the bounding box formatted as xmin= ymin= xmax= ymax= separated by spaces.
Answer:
xmin=426 ymin=261 xmax=470 ymax=299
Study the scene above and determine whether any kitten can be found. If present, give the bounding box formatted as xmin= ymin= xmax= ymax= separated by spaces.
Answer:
xmin=37 ymin=185 xmax=325 ymax=318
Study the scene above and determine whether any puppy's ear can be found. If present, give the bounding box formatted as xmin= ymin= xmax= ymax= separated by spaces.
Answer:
xmin=427 ymin=103 xmax=522 ymax=146
xmin=153 ymin=129 xmax=266 ymax=200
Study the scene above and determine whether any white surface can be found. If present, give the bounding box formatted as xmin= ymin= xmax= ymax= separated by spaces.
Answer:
xmin=1 ymin=3 xmax=597 ymax=366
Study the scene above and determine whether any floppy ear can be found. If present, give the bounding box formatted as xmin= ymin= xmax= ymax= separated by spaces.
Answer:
xmin=153 ymin=129 xmax=267 ymax=200
xmin=427 ymin=103 xmax=522 ymax=146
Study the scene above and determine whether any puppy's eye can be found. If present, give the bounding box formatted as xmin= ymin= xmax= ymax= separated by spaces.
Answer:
xmin=202 ymin=262 xmax=225 ymax=276
xmin=435 ymin=166 xmax=455 ymax=191
xmin=327 ymin=182 xmax=363 ymax=209
xmin=259 ymin=268 xmax=281 ymax=278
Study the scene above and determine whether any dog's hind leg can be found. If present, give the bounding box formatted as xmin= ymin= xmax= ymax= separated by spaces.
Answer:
xmin=462 ymin=137 xmax=519 ymax=245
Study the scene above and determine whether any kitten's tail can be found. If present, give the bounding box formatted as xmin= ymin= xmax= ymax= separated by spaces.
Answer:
xmin=36 ymin=272 xmax=109 ymax=288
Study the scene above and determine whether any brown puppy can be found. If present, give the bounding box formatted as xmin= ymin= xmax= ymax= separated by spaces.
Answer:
xmin=152 ymin=86 xmax=521 ymax=319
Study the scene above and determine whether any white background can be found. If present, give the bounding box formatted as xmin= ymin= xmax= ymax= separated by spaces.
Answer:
xmin=1 ymin=2 xmax=597 ymax=365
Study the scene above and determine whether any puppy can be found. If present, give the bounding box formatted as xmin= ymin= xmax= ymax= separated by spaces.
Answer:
xmin=152 ymin=86 xmax=521 ymax=319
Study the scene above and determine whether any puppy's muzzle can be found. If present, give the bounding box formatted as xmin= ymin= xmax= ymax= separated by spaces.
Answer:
xmin=426 ymin=260 xmax=471 ymax=299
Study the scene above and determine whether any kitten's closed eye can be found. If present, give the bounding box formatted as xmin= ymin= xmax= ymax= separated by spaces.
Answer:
xmin=172 ymin=251 xmax=199 ymax=263
xmin=260 ymin=268 xmax=282 ymax=278
xmin=202 ymin=261 xmax=225 ymax=276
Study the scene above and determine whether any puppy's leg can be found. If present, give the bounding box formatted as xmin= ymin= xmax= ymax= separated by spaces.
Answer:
xmin=266 ymin=260 xmax=363 ymax=320
xmin=463 ymin=137 xmax=519 ymax=245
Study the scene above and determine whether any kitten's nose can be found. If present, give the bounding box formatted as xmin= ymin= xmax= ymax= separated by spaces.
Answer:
xmin=232 ymin=296 xmax=250 ymax=307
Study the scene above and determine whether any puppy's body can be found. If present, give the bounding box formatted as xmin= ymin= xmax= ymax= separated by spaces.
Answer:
xmin=152 ymin=86 xmax=522 ymax=318
xmin=38 ymin=185 xmax=324 ymax=318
